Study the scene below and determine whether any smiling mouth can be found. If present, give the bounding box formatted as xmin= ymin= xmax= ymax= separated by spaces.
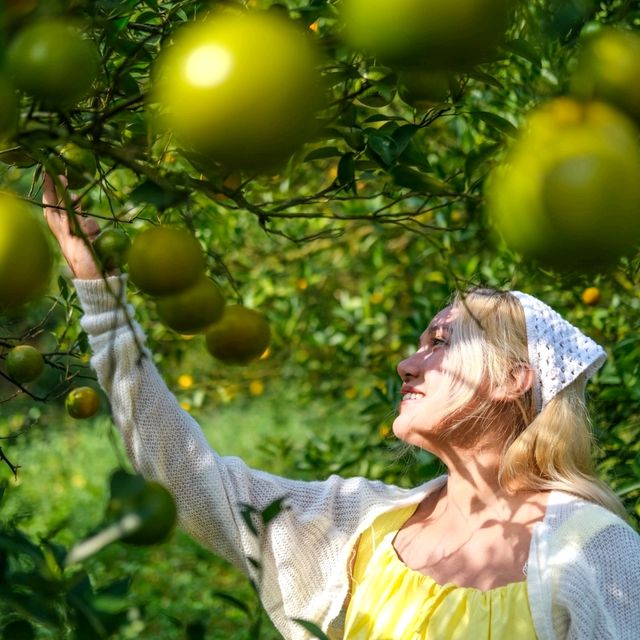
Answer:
xmin=401 ymin=392 xmax=424 ymax=401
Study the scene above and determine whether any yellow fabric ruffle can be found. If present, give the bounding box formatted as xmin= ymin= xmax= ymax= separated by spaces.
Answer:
xmin=344 ymin=506 xmax=538 ymax=639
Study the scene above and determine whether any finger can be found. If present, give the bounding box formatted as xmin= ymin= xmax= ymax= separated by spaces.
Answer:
xmin=43 ymin=173 xmax=71 ymax=213
xmin=42 ymin=176 xmax=67 ymax=239
xmin=70 ymin=193 xmax=82 ymax=214
xmin=42 ymin=173 xmax=60 ymax=211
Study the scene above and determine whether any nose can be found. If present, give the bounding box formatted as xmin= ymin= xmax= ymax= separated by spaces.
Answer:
xmin=397 ymin=352 xmax=420 ymax=381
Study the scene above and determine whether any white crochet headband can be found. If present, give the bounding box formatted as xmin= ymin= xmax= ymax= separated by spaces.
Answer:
xmin=511 ymin=291 xmax=607 ymax=413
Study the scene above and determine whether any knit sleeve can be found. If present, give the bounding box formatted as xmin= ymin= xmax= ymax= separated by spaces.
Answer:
xmin=568 ymin=520 xmax=640 ymax=640
xmin=547 ymin=502 xmax=640 ymax=640
xmin=72 ymin=275 xmax=321 ymax=574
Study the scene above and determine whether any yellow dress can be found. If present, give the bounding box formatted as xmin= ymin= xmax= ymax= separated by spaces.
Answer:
xmin=343 ymin=506 xmax=538 ymax=639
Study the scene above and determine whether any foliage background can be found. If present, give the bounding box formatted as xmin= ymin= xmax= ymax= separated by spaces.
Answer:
xmin=1 ymin=0 xmax=639 ymax=637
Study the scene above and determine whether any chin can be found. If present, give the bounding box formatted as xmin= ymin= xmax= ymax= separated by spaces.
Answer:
xmin=392 ymin=414 xmax=424 ymax=444
xmin=392 ymin=412 xmax=448 ymax=448
xmin=391 ymin=417 xmax=406 ymax=440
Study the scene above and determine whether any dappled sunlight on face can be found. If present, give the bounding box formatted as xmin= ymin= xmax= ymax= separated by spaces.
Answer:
xmin=392 ymin=305 xmax=484 ymax=448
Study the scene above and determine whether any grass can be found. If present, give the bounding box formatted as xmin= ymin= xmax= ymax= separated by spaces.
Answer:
xmin=0 ymin=386 xmax=368 ymax=638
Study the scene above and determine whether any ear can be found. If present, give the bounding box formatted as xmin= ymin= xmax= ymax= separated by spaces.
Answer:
xmin=491 ymin=364 xmax=534 ymax=402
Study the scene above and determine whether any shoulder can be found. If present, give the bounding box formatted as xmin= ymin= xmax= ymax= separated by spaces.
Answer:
xmin=545 ymin=492 xmax=640 ymax=572
xmin=545 ymin=491 xmax=637 ymax=537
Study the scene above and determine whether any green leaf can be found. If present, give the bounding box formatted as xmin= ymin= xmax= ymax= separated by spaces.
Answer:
xmin=0 ymin=530 xmax=46 ymax=562
xmin=365 ymin=132 xmax=398 ymax=167
xmin=343 ymin=130 xmax=366 ymax=151
xmin=502 ymin=39 xmax=542 ymax=67
xmin=292 ymin=618 xmax=330 ymax=640
xmin=116 ymin=73 xmax=140 ymax=97
xmin=211 ymin=590 xmax=252 ymax=615
xmin=337 ymin=152 xmax=356 ymax=191
xmin=135 ymin=11 xmax=158 ymax=24
xmin=399 ymin=139 xmax=432 ymax=171
xmin=77 ymin=331 xmax=90 ymax=354
xmin=239 ymin=504 xmax=259 ymax=537
xmin=464 ymin=142 xmax=502 ymax=180
xmin=391 ymin=166 xmax=450 ymax=194
xmin=475 ymin=111 xmax=518 ymax=138
xmin=363 ymin=66 xmax=397 ymax=83
xmin=392 ymin=125 xmax=419 ymax=156
xmin=616 ymin=481 xmax=640 ymax=496
xmin=363 ymin=114 xmax=404 ymax=123
xmin=304 ymin=147 xmax=342 ymax=161
xmin=58 ymin=275 xmax=69 ymax=300
xmin=467 ymin=70 xmax=505 ymax=90
xmin=357 ymin=85 xmax=396 ymax=108
xmin=261 ymin=497 xmax=287 ymax=526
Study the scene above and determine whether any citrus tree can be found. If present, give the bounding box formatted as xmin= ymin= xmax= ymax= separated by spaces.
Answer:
xmin=1 ymin=0 xmax=640 ymax=637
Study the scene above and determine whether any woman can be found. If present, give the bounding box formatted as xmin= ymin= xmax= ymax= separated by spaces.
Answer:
xmin=43 ymin=174 xmax=640 ymax=639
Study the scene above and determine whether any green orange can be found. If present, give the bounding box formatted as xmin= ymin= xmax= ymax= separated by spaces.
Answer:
xmin=93 ymin=228 xmax=131 ymax=271
xmin=205 ymin=304 xmax=271 ymax=365
xmin=57 ymin=143 xmax=99 ymax=189
xmin=6 ymin=20 xmax=99 ymax=107
xmin=127 ymin=226 xmax=205 ymax=296
xmin=156 ymin=275 xmax=225 ymax=334
xmin=5 ymin=345 xmax=44 ymax=383
xmin=108 ymin=470 xmax=177 ymax=546
xmin=65 ymin=386 xmax=100 ymax=419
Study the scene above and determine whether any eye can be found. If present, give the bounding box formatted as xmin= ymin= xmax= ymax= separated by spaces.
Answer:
xmin=431 ymin=337 xmax=448 ymax=347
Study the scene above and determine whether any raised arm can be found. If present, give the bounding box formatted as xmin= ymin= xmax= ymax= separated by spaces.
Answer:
xmin=42 ymin=174 xmax=281 ymax=570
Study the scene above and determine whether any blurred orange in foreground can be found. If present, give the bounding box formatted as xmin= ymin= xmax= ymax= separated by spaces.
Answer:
xmin=340 ymin=0 xmax=513 ymax=69
xmin=486 ymin=98 xmax=640 ymax=271
xmin=152 ymin=11 xmax=325 ymax=171
xmin=0 ymin=193 xmax=53 ymax=310
xmin=572 ymin=27 xmax=640 ymax=124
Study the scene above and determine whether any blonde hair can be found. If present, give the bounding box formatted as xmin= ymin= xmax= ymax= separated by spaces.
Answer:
xmin=442 ymin=288 xmax=627 ymax=519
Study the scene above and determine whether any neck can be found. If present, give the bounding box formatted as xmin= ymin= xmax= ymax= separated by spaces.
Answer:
xmin=437 ymin=444 xmax=512 ymax=519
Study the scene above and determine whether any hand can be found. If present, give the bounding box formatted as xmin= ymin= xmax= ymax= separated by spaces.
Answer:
xmin=42 ymin=173 xmax=104 ymax=280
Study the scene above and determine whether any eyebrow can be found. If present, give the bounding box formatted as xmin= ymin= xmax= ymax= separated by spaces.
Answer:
xmin=427 ymin=321 xmax=452 ymax=334
xmin=420 ymin=323 xmax=451 ymax=344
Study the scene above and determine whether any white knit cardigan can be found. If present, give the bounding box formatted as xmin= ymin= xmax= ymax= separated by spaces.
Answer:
xmin=75 ymin=276 xmax=640 ymax=640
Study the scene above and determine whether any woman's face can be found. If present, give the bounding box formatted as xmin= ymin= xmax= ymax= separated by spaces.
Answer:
xmin=392 ymin=305 xmax=464 ymax=446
